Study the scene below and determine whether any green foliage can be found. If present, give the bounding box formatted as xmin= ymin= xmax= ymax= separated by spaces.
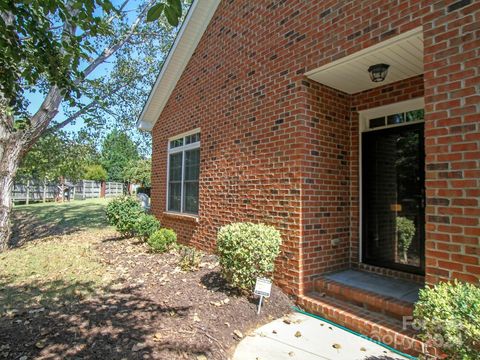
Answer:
xmin=105 ymin=196 xmax=142 ymax=236
xmin=414 ymin=281 xmax=480 ymax=359
xmin=217 ymin=222 xmax=282 ymax=290
xmin=17 ymin=131 xmax=96 ymax=181
xmin=84 ymin=164 xmax=107 ymax=181
xmin=123 ymin=159 xmax=151 ymax=186
xmin=134 ymin=214 xmax=161 ymax=242
xmin=0 ymin=0 xmax=184 ymax=115
xmin=0 ymin=0 xmax=116 ymax=113
xmin=147 ymin=228 xmax=177 ymax=253
xmin=396 ymin=216 xmax=416 ymax=263
xmin=178 ymin=245 xmax=202 ymax=271
xmin=101 ymin=130 xmax=139 ymax=182
xmin=147 ymin=0 xmax=182 ymax=26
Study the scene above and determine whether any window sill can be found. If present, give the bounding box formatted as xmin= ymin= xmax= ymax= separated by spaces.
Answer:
xmin=163 ymin=211 xmax=199 ymax=223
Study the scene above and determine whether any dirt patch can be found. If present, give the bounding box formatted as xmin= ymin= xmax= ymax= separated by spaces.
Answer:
xmin=0 ymin=231 xmax=293 ymax=359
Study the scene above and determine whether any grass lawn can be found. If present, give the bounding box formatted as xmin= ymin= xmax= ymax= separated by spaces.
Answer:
xmin=2 ymin=199 xmax=113 ymax=313
xmin=0 ymin=235 xmax=107 ymax=313
xmin=13 ymin=198 xmax=110 ymax=231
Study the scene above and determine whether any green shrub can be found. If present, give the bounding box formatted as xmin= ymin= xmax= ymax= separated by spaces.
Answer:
xmin=178 ymin=245 xmax=202 ymax=271
xmin=105 ymin=196 xmax=143 ymax=236
xmin=134 ymin=214 xmax=160 ymax=241
xmin=147 ymin=228 xmax=177 ymax=253
xmin=414 ymin=280 xmax=480 ymax=359
xmin=217 ymin=222 xmax=282 ymax=290
xmin=396 ymin=216 xmax=416 ymax=263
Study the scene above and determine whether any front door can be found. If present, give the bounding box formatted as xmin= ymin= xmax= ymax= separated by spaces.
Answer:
xmin=362 ymin=120 xmax=425 ymax=274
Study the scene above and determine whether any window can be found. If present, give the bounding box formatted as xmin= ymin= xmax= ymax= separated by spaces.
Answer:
xmin=367 ymin=109 xmax=424 ymax=130
xmin=167 ymin=130 xmax=200 ymax=214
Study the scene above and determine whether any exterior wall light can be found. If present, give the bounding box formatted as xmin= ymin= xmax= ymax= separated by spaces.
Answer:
xmin=368 ymin=63 xmax=390 ymax=82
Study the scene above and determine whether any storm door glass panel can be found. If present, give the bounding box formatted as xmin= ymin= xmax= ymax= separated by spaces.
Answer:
xmin=362 ymin=123 xmax=425 ymax=273
xmin=183 ymin=148 xmax=200 ymax=214
xmin=168 ymin=152 xmax=183 ymax=212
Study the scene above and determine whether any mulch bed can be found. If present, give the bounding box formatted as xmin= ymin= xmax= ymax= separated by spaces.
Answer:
xmin=0 ymin=232 xmax=293 ymax=359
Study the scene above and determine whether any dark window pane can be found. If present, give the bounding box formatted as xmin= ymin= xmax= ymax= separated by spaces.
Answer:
xmin=387 ymin=113 xmax=405 ymax=125
xmin=406 ymin=109 xmax=424 ymax=122
xmin=168 ymin=183 xmax=181 ymax=212
xmin=370 ymin=117 xmax=385 ymax=129
xmin=184 ymin=181 xmax=199 ymax=214
xmin=170 ymin=138 xmax=183 ymax=148
xmin=186 ymin=132 xmax=200 ymax=144
xmin=184 ymin=149 xmax=200 ymax=181
xmin=169 ymin=153 xmax=183 ymax=181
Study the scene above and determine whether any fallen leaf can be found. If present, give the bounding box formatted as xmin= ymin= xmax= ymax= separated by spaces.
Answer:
xmin=294 ymin=331 xmax=301 ymax=338
xmin=233 ymin=330 xmax=243 ymax=339
xmin=35 ymin=340 xmax=47 ymax=349
xmin=332 ymin=343 xmax=341 ymax=349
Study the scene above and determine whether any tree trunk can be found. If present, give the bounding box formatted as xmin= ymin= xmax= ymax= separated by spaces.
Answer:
xmin=0 ymin=136 xmax=23 ymax=251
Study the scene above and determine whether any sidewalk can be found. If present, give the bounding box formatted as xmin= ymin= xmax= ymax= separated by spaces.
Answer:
xmin=233 ymin=312 xmax=412 ymax=360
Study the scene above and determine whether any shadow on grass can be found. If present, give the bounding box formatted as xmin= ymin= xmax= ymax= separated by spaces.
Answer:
xmin=0 ymin=278 xmax=201 ymax=359
xmin=11 ymin=200 xmax=110 ymax=247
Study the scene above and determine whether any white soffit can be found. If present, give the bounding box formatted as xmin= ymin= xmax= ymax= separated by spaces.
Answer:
xmin=306 ymin=27 xmax=424 ymax=94
xmin=138 ymin=0 xmax=221 ymax=131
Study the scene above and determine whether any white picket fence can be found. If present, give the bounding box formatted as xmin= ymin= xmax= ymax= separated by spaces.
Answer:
xmin=13 ymin=179 xmax=125 ymax=203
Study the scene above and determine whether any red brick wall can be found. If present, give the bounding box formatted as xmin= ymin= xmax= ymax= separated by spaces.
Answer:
xmin=151 ymin=0 xmax=480 ymax=296
xmin=422 ymin=1 xmax=480 ymax=284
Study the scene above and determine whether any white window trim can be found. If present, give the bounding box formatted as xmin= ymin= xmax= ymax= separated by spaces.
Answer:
xmin=360 ymin=97 xmax=425 ymax=132
xmin=357 ymin=97 xmax=424 ymax=263
xmin=166 ymin=128 xmax=200 ymax=215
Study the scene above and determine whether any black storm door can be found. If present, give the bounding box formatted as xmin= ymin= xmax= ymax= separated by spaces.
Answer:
xmin=362 ymin=123 xmax=425 ymax=274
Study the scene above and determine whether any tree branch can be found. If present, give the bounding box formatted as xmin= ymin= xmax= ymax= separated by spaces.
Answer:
xmin=79 ymin=0 xmax=154 ymax=81
xmin=47 ymin=72 xmax=142 ymax=132
xmin=47 ymin=100 xmax=99 ymax=132
xmin=29 ymin=4 xmax=79 ymax=135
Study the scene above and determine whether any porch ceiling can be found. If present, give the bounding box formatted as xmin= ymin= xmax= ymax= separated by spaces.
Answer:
xmin=306 ymin=27 xmax=423 ymax=94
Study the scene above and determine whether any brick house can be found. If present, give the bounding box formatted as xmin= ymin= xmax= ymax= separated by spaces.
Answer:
xmin=138 ymin=0 xmax=479 ymax=355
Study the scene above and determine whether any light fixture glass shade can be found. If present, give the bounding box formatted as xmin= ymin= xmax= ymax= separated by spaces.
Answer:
xmin=368 ymin=63 xmax=390 ymax=82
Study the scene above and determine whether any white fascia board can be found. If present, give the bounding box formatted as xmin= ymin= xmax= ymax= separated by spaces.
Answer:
xmin=137 ymin=0 xmax=221 ymax=132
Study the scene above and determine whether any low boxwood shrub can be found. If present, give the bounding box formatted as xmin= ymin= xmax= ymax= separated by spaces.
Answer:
xmin=134 ymin=214 xmax=160 ymax=241
xmin=106 ymin=196 xmax=143 ymax=236
xmin=147 ymin=228 xmax=177 ymax=253
xmin=413 ymin=280 xmax=480 ymax=359
xmin=217 ymin=222 xmax=282 ymax=290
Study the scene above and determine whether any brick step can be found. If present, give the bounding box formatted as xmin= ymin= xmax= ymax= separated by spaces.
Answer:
xmin=314 ymin=276 xmax=414 ymax=321
xmin=298 ymin=292 xmax=430 ymax=357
